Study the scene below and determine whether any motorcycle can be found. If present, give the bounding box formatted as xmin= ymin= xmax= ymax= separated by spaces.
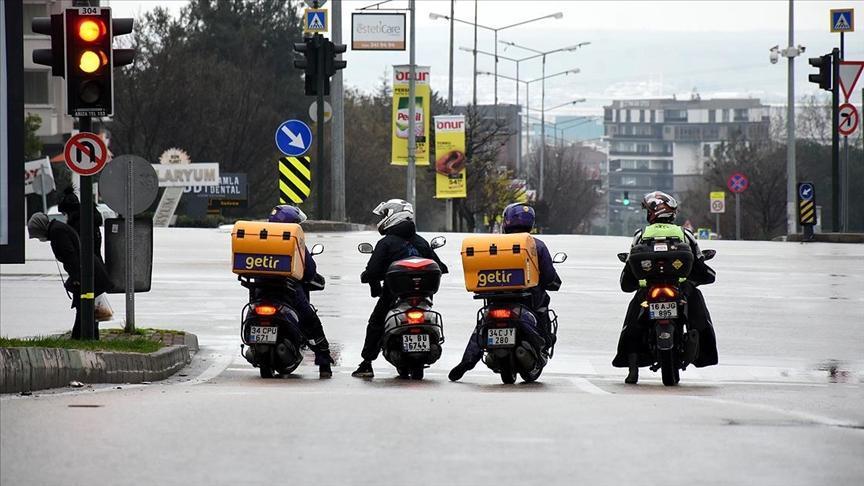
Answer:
xmin=239 ymin=243 xmax=325 ymax=378
xmin=357 ymin=236 xmax=447 ymax=380
xmin=472 ymin=252 xmax=567 ymax=384
xmin=617 ymin=237 xmax=716 ymax=386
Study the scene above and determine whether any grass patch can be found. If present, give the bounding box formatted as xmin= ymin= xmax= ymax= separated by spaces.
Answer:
xmin=0 ymin=335 xmax=163 ymax=354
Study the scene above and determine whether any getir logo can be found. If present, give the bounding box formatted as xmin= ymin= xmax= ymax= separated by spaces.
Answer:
xmin=233 ymin=253 xmax=292 ymax=273
xmin=477 ymin=269 xmax=525 ymax=287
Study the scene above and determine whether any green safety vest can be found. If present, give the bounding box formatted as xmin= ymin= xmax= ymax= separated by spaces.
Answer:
xmin=636 ymin=223 xmax=688 ymax=287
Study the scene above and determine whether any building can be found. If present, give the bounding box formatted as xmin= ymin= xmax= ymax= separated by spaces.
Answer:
xmin=603 ymin=97 xmax=770 ymax=235
xmin=23 ymin=0 xmax=75 ymax=153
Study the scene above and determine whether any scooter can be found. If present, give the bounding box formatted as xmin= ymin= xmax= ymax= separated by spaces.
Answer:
xmin=239 ymin=244 xmax=325 ymax=378
xmin=357 ymin=236 xmax=447 ymax=380
xmin=617 ymin=237 xmax=716 ymax=386
xmin=472 ymin=252 xmax=567 ymax=384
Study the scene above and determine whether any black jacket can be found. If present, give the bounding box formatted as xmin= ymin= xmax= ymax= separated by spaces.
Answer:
xmin=48 ymin=220 xmax=111 ymax=296
xmin=360 ymin=220 xmax=448 ymax=285
xmin=66 ymin=207 xmax=103 ymax=255
xmin=620 ymin=226 xmax=716 ymax=293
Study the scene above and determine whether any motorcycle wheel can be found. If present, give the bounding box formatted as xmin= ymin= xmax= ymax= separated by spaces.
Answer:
xmin=396 ymin=367 xmax=411 ymax=379
xmin=499 ymin=360 xmax=517 ymax=385
xmin=260 ymin=366 xmax=275 ymax=379
xmin=660 ymin=350 xmax=679 ymax=386
xmin=410 ymin=367 xmax=424 ymax=380
xmin=519 ymin=366 xmax=543 ymax=383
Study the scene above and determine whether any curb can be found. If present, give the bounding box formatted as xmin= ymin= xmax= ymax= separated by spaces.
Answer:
xmin=782 ymin=233 xmax=864 ymax=244
xmin=0 ymin=333 xmax=198 ymax=394
xmin=303 ymin=220 xmax=374 ymax=232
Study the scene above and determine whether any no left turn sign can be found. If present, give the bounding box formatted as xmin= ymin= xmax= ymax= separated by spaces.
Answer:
xmin=838 ymin=103 xmax=859 ymax=137
xmin=64 ymin=132 xmax=108 ymax=176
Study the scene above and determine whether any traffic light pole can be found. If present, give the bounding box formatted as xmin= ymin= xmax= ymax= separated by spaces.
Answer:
xmin=79 ymin=116 xmax=96 ymax=340
xmin=831 ymin=48 xmax=840 ymax=232
xmin=316 ymin=35 xmax=327 ymax=220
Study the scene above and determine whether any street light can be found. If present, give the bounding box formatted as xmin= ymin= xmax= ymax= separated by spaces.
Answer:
xmin=430 ymin=11 xmax=563 ymax=107
xmin=498 ymin=40 xmax=590 ymax=199
xmin=479 ymin=69 xmax=579 ymax=175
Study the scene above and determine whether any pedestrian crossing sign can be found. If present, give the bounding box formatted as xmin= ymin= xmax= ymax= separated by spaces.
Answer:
xmin=305 ymin=8 xmax=328 ymax=33
xmin=830 ymin=9 xmax=854 ymax=33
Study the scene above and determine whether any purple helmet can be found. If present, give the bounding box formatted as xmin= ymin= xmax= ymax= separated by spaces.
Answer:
xmin=502 ymin=203 xmax=535 ymax=233
xmin=269 ymin=205 xmax=308 ymax=224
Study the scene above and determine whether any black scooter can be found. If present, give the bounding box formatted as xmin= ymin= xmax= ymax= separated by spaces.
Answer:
xmin=358 ymin=236 xmax=447 ymax=380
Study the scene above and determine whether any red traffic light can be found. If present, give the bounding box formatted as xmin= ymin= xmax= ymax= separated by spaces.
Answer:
xmin=77 ymin=19 xmax=106 ymax=42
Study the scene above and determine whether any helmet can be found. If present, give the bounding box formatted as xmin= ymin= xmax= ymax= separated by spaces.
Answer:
xmin=58 ymin=186 xmax=80 ymax=215
xmin=502 ymin=203 xmax=535 ymax=234
xmin=641 ymin=191 xmax=678 ymax=223
xmin=373 ymin=199 xmax=414 ymax=233
xmin=268 ymin=205 xmax=307 ymax=224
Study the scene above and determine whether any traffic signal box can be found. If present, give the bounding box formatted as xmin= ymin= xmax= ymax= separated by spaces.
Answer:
xmin=808 ymin=53 xmax=833 ymax=91
xmin=293 ymin=34 xmax=347 ymax=96
xmin=461 ymin=233 xmax=540 ymax=293
xmin=32 ymin=7 xmax=135 ymax=117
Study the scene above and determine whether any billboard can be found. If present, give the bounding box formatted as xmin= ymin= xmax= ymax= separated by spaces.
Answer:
xmin=434 ymin=115 xmax=467 ymax=199
xmin=391 ymin=65 xmax=430 ymax=166
xmin=352 ymin=13 xmax=406 ymax=51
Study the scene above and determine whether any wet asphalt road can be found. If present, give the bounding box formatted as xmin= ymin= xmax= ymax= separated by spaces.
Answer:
xmin=1 ymin=229 xmax=863 ymax=485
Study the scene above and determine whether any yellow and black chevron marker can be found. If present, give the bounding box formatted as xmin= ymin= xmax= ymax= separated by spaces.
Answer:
xmin=278 ymin=156 xmax=311 ymax=204
xmin=797 ymin=182 xmax=816 ymax=225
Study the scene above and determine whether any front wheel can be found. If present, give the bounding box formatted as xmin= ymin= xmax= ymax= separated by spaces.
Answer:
xmin=660 ymin=350 xmax=679 ymax=386
xmin=499 ymin=360 xmax=517 ymax=385
xmin=410 ymin=367 xmax=424 ymax=380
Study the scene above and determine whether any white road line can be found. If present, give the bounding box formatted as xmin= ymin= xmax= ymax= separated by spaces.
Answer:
xmin=177 ymin=348 xmax=235 ymax=386
xmin=568 ymin=377 xmax=611 ymax=395
xmin=686 ymin=395 xmax=863 ymax=429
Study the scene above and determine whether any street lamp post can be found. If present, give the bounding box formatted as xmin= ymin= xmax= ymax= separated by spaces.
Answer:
xmin=429 ymin=11 xmax=563 ymax=108
xmin=500 ymin=40 xmax=590 ymax=199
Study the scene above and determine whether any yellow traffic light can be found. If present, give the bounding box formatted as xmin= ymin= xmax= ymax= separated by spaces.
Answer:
xmin=79 ymin=50 xmax=101 ymax=73
xmin=78 ymin=19 xmax=104 ymax=42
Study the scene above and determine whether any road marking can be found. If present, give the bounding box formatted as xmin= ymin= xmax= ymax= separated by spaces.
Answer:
xmin=686 ymin=396 xmax=862 ymax=429
xmin=177 ymin=347 xmax=235 ymax=386
xmin=567 ymin=377 xmax=611 ymax=395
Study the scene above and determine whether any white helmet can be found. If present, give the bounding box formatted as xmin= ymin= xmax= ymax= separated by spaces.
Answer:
xmin=373 ymin=199 xmax=414 ymax=232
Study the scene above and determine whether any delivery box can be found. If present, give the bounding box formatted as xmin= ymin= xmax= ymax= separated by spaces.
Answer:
xmin=231 ymin=221 xmax=306 ymax=280
xmin=461 ymin=233 xmax=540 ymax=292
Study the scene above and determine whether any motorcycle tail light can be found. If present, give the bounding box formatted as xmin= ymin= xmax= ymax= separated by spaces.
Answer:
xmin=409 ymin=327 xmax=422 ymax=334
xmin=254 ymin=304 xmax=278 ymax=316
xmin=489 ymin=308 xmax=512 ymax=320
xmin=406 ymin=310 xmax=425 ymax=324
xmin=649 ymin=286 xmax=677 ymax=299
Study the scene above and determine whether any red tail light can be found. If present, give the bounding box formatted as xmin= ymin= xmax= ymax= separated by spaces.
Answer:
xmin=406 ymin=310 xmax=425 ymax=324
xmin=649 ymin=286 xmax=678 ymax=299
xmin=489 ymin=308 xmax=513 ymax=319
xmin=254 ymin=304 xmax=278 ymax=316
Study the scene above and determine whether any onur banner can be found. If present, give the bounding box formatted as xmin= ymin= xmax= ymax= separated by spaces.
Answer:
xmin=434 ymin=115 xmax=467 ymax=198
xmin=391 ymin=65 xmax=430 ymax=166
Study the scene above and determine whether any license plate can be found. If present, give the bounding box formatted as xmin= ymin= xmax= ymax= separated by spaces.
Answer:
xmin=402 ymin=334 xmax=430 ymax=352
xmin=249 ymin=325 xmax=278 ymax=343
xmin=654 ymin=243 xmax=668 ymax=252
xmin=487 ymin=328 xmax=516 ymax=347
xmin=649 ymin=302 xmax=678 ymax=320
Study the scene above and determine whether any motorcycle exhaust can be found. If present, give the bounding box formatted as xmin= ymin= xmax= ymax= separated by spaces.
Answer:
xmin=515 ymin=344 xmax=536 ymax=371
xmin=655 ymin=322 xmax=675 ymax=351
xmin=243 ymin=345 xmax=256 ymax=365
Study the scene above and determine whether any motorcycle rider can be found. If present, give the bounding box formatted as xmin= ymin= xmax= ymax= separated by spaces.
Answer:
xmin=266 ymin=205 xmax=334 ymax=378
xmin=612 ymin=191 xmax=718 ymax=384
xmin=448 ymin=203 xmax=561 ymax=382
xmin=351 ymin=199 xmax=448 ymax=378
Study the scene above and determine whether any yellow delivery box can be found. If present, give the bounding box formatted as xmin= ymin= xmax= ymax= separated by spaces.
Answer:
xmin=231 ymin=221 xmax=306 ymax=280
xmin=461 ymin=233 xmax=540 ymax=292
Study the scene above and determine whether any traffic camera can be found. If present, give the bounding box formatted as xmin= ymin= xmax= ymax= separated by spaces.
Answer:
xmin=808 ymin=53 xmax=833 ymax=92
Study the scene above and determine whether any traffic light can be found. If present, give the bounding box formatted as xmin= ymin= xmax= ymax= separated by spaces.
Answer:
xmin=622 ymin=191 xmax=630 ymax=206
xmin=32 ymin=14 xmax=65 ymax=76
xmin=293 ymin=36 xmax=320 ymax=96
xmin=324 ymin=40 xmax=347 ymax=77
xmin=64 ymin=8 xmax=135 ymax=117
xmin=808 ymin=53 xmax=832 ymax=91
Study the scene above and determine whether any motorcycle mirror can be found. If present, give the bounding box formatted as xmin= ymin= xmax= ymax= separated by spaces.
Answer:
xmin=552 ymin=252 xmax=567 ymax=264
xmin=430 ymin=236 xmax=447 ymax=249
xmin=358 ymin=243 xmax=374 ymax=254
xmin=310 ymin=243 xmax=324 ymax=256
xmin=701 ymin=249 xmax=716 ymax=261
xmin=617 ymin=252 xmax=629 ymax=263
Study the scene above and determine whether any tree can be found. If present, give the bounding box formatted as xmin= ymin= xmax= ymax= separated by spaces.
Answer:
xmin=527 ymin=143 xmax=602 ymax=234
xmin=24 ymin=113 xmax=43 ymax=160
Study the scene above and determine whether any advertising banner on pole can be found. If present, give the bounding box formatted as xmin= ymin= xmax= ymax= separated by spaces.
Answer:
xmin=391 ymin=65 xmax=430 ymax=166
xmin=434 ymin=115 xmax=467 ymax=198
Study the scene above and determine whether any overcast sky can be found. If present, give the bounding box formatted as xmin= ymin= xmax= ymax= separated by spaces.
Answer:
xmin=107 ymin=0 xmax=864 ymax=117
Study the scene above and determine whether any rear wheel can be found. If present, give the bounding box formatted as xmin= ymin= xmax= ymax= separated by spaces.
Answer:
xmin=499 ymin=360 xmax=517 ymax=385
xmin=259 ymin=366 xmax=275 ymax=379
xmin=660 ymin=350 xmax=678 ymax=386
xmin=396 ymin=367 xmax=411 ymax=379
xmin=410 ymin=367 xmax=424 ymax=380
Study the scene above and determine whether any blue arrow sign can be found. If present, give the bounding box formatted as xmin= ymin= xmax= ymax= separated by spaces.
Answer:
xmin=798 ymin=182 xmax=814 ymax=202
xmin=275 ymin=120 xmax=313 ymax=157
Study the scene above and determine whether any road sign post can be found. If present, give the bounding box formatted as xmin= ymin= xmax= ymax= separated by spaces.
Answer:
xmin=727 ymin=173 xmax=749 ymax=240
xmin=710 ymin=191 xmax=725 ymax=238
xmin=798 ymin=182 xmax=817 ymax=241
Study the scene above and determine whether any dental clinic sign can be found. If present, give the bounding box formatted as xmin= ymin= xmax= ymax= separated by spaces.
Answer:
xmin=352 ymin=13 xmax=406 ymax=50
xmin=153 ymin=163 xmax=220 ymax=187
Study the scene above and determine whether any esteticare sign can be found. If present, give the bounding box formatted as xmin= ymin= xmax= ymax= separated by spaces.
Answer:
xmin=352 ymin=13 xmax=406 ymax=50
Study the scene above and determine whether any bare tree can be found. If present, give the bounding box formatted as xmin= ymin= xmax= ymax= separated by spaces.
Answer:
xmin=527 ymin=143 xmax=602 ymax=234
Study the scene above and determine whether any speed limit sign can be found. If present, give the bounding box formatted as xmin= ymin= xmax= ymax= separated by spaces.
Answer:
xmin=710 ymin=191 xmax=726 ymax=214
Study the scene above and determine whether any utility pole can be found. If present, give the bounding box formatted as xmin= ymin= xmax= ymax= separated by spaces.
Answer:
xmin=446 ymin=0 xmax=455 ymax=232
xmin=539 ymin=54 xmax=546 ymax=200
xmin=785 ymin=0 xmax=797 ymax=237
xmin=831 ymin=47 xmax=840 ymax=232
xmin=407 ymin=0 xmax=416 ymax=209
xmin=331 ymin=0 xmax=346 ymax=221
xmin=316 ymin=34 xmax=327 ymax=219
